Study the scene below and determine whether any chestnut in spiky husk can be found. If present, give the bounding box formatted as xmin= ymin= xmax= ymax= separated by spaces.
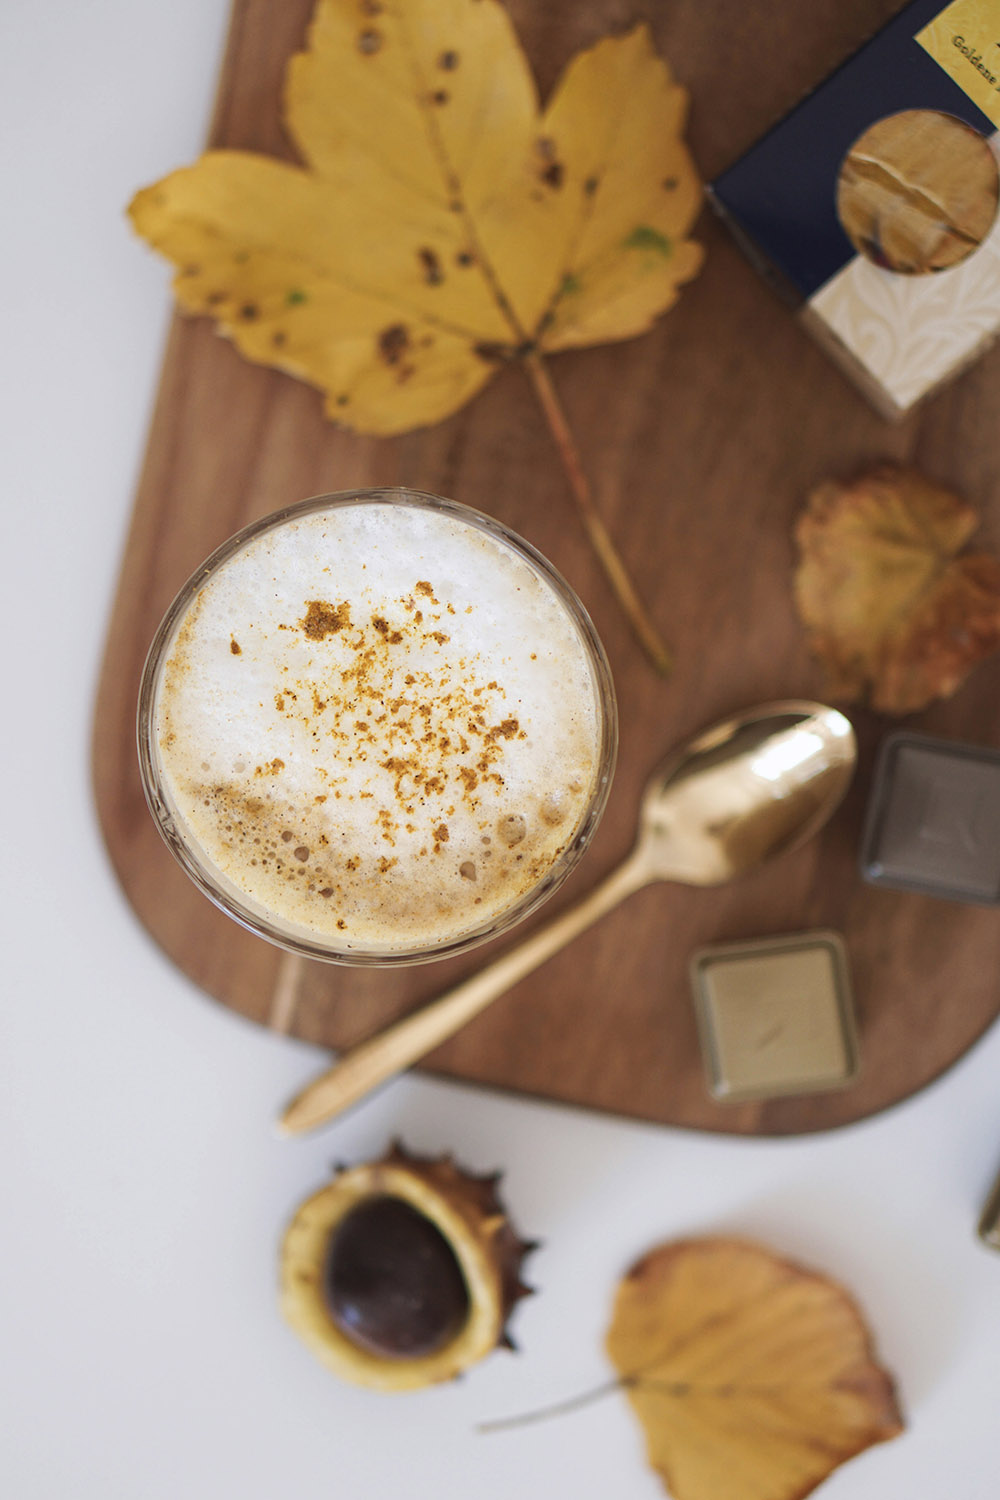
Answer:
xmin=280 ymin=1143 xmax=537 ymax=1391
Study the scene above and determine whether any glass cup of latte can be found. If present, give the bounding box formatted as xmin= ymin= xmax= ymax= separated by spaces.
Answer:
xmin=137 ymin=489 xmax=617 ymax=966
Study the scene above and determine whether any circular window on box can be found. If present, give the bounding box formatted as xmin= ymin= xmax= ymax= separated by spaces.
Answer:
xmin=836 ymin=109 xmax=999 ymax=274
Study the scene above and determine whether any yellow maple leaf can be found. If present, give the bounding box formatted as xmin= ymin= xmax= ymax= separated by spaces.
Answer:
xmin=128 ymin=0 xmax=703 ymax=673
xmin=794 ymin=464 xmax=1000 ymax=714
xmin=606 ymin=1237 xmax=903 ymax=1500
xmin=129 ymin=0 xmax=702 ymax=436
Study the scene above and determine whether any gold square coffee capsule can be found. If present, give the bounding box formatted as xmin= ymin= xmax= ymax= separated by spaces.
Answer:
xmin=691 ymin=931 xmax=859 ymax=1104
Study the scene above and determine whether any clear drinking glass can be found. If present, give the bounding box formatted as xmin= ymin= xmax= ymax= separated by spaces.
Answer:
xmin=137 ymin=488 xmax=617 ymax=966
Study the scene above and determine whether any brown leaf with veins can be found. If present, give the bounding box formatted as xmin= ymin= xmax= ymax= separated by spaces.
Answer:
xmin=793 ymin=463 xmax=1000 ymax=714
xmin=606 ymin=1236 xmax=903 ymax=1500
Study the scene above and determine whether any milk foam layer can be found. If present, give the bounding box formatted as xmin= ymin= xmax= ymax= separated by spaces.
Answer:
xmin=153 ymin=500 xmax=605 ymax=953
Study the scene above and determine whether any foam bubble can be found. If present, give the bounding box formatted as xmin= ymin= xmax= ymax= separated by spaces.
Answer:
xmin=152 ymin=499 xmax=604 ymax=952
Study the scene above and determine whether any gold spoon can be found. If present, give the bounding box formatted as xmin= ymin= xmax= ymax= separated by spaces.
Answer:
xmin=279 ymin=701 xmax=856 ymax=1135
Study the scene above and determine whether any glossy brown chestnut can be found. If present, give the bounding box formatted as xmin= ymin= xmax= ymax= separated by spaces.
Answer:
xmin=325 ymin=1195 xmax=470 ymax=1359
xmin=280 ymin=1144 xmax=536 ymax=1391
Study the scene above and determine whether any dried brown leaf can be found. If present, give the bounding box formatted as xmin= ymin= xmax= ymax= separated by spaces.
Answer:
xmin=606 ymin=1236 xmax=903 ymax=1500
xmin=793 ymin=463 xmax=1000 ymax=714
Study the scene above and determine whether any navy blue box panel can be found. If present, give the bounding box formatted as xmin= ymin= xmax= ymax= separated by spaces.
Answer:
xmin=709 ymin=0 xmax=997 ymax=299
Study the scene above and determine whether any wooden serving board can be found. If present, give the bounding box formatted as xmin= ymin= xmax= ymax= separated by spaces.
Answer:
xmin=93 ymin=0 xmax=1000 ymax=1135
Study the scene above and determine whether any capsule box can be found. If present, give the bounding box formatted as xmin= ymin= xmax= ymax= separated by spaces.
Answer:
xmin=709 ymin=0 xmax=1000 ymax=418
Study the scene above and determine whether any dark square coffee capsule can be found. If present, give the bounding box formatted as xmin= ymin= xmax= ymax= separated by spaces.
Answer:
xmin=690 ymin=931 xmax=859 ymax=1104
xmin=861 ymin=732 xmax=1000 ymax=903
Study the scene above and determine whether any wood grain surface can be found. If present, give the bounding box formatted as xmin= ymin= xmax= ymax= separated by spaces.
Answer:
xmin=92 ymin=0 xmax=1000 ymax=1135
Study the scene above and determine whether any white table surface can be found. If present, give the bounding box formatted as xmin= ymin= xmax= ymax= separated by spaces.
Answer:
xmin=3 ymin=2 xmax=999 ymax=1495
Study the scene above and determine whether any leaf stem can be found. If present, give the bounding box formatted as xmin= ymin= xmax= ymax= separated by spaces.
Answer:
xmin=477 ymin=1374 xmax=629 ymax=1434
xmin=523 ymin=351 xmax=672 ymax=676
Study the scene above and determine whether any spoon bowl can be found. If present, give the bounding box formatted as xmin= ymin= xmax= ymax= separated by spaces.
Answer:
xmin=638 ymin=702 xmax=856 ymax=885
xmin=280 ymin=700 xmax=857 ymax=1134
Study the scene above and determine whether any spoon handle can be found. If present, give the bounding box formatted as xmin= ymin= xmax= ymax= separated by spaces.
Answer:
xmin=279 ymin=851 xmax=651 ymax=1135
